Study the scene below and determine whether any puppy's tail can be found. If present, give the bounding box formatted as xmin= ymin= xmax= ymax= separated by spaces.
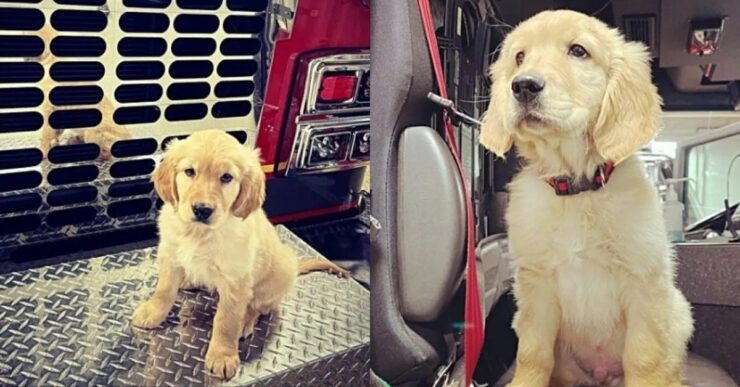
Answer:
xmin=297 ymin=259 xmax=351 ymax=278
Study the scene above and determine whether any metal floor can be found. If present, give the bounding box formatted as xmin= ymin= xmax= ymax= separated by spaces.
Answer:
xmin=0 ymin=226 xmax=370 ymax=386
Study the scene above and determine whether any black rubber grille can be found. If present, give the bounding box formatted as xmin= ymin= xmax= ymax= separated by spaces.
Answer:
xmin=227 ymin=0 xmax=268 ymax=12
xmin=174 ymin=14 xmax=219 ymax=33
xmin=0 ymin=7 xmax=44 ymax=30
xmin=124 ymin=0 xmax=171 ymax=8
xmin=0 ymin=0 xmax=266 ymax=247
xmin=167 ymin=82 xmax=210 ymax=101
xmin=224 ymin=15 xmax=265 ymax=34
xmin=117 ymin=61 xmax=165 ymax=80
xmin=0 ymin=87 xmax=43 ymax=109
xmin=50 ymin=62 xmax=104 ymax=82
xmin=108 ymin=179 xmax=154 ymax=198
xmin=115 ymin=84 xmax=163 ymax=103
xmin=170 ymin=60 xmax=213 ymax=79
xmin=47 ymin=185 xmax=98 ymax=207
xmin=120 ymin=12 xmax=169 ymax=33
xmin=0 ymin=148 xmax=42 ymax=170
xmin=0 ymin=63 xmax=43 ymax=83
xmin=0 ymin=35 xmax=43 ymax=57
xmin=56 ymin=0 xmax=106 ymax=5
xmin=50 ymin=85 xmax=104 ymax=106
xmin=0 ymin=193 xmax=42 ymax=215
xmin=48 ymin=144 xmax=101 ymax=164
xmin=51 ymin=36 xmax=106 ymax=57
xmin=51 ymin=9 xmax=107 ymax=32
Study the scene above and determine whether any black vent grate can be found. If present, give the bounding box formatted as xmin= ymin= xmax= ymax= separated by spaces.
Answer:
xmin=0 ymin=0 xmax=266 ymax=253
xmin=623 ymin=15 xmax=656 ymax=54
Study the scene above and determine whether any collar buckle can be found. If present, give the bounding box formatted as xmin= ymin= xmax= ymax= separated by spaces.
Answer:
xmin=552 ymin=176 xmax=573 ymax=196
xmin=597 ymin=165 xmax=607 ymax=188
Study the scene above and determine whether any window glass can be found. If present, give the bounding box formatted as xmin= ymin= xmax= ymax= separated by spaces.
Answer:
xmin=684 ymin=132 xmax=740 ymax=224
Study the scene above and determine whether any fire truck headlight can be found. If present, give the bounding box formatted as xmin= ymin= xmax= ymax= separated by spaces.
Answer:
xmin=308 ymin=132 xmax=351 ymax=167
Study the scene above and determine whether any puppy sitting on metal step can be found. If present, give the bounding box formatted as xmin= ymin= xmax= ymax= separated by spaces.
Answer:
xmin=131 ymin=129 xmax=349 ymax=380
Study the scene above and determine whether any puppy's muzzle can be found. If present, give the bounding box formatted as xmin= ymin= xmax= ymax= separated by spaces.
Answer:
xmin=512 ymin=72 xmax=545 ymax=104
xmin=192 ymin=203 xmax=214 ymax=223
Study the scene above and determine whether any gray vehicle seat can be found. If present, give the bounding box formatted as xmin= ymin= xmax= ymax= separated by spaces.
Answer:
xmin=370 ymin=0 xmax=469 ymax=384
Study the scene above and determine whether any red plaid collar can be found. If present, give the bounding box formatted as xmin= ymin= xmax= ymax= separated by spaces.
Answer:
xmin=546 ymin=162 xmax=616 ymax=196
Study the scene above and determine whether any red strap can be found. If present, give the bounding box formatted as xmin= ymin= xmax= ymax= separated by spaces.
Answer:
xmin=417 ymin=1 xmax=484 ymax=385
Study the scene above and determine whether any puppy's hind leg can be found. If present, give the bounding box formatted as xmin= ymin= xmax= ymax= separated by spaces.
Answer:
xmin=622 ymin=280 xmax=689 ymax=387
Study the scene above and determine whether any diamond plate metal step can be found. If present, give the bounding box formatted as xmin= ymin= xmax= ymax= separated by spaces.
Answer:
xmin=0 ymin=226 xmax=370 ymax=386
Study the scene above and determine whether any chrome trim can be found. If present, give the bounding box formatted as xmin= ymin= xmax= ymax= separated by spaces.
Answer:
xmin=300 ymin=53 xmax=370 ymax=116
xmin=287 ymin=116 xmax=370 ymax=175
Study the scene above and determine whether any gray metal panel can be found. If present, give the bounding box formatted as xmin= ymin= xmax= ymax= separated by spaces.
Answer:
xmin=0 ymin=226 xmax=370 ymax=386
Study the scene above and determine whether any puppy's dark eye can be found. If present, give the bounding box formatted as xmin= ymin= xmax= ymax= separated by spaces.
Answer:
xmin=568 ymin=44 xmax=588 ymax=58
xmin=220 ymin=173 xmax=233 ymax=183
xmin=184 ymin=168 xmax=195 ymax=177
xmin=515 ymin=51 xmax=525 ymax=66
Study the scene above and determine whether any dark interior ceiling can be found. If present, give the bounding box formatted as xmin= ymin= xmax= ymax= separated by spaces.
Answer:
xmin=491 ymin=0 xmax=739 ymax=111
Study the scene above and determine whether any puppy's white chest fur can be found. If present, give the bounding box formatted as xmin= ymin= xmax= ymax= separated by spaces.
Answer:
xmin=158 ymin=208 xmax=256 ymax=289
xmin=174 ymin=235 xmax=253 ymax=289
xmin=556 ymin=259 xmax=620 ymax=340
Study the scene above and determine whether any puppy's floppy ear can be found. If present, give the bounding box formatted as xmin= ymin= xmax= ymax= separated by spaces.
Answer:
xmin=231 ymin=148 xmax=266 ymax=219
xmin=153 ymin=140 xmax=180 ymax=205
xmin=480 ymin=63 xmax=513 ymax=157
xmin=592 ymin=37 xmax=661 ymax=164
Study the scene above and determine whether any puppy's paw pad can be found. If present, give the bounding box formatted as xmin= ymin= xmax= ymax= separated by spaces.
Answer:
xmin=205 ymin=349 xmax=240 ymax=380
xmin=131 ymin=301 xmax=167 ymax=329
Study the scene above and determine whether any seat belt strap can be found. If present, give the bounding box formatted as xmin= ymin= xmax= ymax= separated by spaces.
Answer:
xmin=416 ymin=1 xmax=484 ymax=385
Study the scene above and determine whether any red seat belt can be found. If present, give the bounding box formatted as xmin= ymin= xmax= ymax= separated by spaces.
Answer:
xmin=416 ymin=1 xmax=484 ymax=385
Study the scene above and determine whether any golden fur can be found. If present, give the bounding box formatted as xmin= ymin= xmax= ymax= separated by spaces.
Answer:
xmin=32 ymin=24 xmax=132 ymax=160
xmin=131 ymin=130 xmax=349 ymax=380
xmin=480 ymin=10 xmax=693 ymax=387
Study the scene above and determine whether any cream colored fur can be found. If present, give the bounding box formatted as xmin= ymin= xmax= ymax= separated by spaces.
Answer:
xmin=131 ymin=130 xmax=348 ymax=380
xmin=480 ymin=10 xmax=693 ymax=387
xmin=31 ymin=24 xmax=132 ymax=160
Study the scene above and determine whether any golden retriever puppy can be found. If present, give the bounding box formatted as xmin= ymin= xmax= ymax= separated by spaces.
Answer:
xmin=131 ymin=129 xmax=349 ymax=379
xmin=480 ymin=10 xmax=693 ymax=387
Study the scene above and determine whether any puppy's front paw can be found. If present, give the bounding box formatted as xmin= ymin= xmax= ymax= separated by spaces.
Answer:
xmin=205 ymin=346 xmax=240 ymax=380
xmin=131 ymin=301 xmax=168 ymax=329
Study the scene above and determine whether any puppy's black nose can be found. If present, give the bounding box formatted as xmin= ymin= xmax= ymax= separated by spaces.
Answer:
xmin=192 ymin=203 xmax=214 ymax=222
xmin=512 ymin=73 xmax=545 ymax=103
